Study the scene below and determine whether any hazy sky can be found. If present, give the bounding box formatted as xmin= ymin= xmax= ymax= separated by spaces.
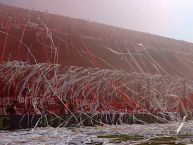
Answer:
xmin=1 ymin=0 xmax=193 ymax=43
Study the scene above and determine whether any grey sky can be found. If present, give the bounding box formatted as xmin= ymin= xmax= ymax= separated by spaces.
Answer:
xmin=1 ymin=0 xmax=193 ymax=43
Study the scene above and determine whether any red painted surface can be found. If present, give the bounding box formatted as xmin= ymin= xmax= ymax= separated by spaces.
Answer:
xmin=1 ymin=4 xmax=193 ymax=115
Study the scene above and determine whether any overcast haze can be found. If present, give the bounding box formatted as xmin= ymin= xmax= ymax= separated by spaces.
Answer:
xmin=1 ymin=0 xmax=193 ymax=43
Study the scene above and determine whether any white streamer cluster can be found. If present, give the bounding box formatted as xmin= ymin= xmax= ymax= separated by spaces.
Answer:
xmin=0 ymin=61 xmax=193 ymax=125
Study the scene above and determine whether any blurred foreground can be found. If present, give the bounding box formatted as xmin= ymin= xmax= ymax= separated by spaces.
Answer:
xmin=1 ymin=121 xmax=193 ymax=144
